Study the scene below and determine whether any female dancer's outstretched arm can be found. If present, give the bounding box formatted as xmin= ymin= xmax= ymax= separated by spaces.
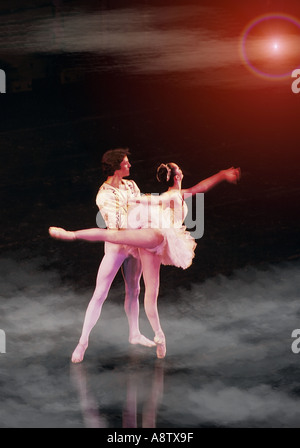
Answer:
xmin=181 ymin=167 xmax=241 ymax=196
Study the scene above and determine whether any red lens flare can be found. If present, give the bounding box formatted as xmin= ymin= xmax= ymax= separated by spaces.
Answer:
xmin=240 ymin=13 xmax=300 ymax=80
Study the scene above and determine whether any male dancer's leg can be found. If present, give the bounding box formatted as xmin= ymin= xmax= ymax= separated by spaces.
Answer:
xmin=72 ymin=243 xmax=127 ymax=363
xmin=122 ymin=255 xmax=156 ymax=347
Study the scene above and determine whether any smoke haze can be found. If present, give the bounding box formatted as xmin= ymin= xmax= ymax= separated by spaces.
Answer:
xmin=1 ymin=256 xmax=300 ymax=427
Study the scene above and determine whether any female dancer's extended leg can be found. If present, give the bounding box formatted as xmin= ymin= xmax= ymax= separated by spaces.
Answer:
xmin=49 ymin=227 xmax=164 ymax=249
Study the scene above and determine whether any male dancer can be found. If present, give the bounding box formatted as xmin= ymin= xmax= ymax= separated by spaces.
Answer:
xmin=71 ymin=148 xmax=155 ymax=363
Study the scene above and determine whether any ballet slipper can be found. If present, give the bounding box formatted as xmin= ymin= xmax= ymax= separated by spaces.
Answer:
xmin=154 ymin=334 xmax=166 ymax=359
xmin=71 ymin=342 xmax=88 ymax=363
xmin=129 ymin=333 xmax=156 ymax=347
xmin=49 ymin=227 xmax=76 ymax=241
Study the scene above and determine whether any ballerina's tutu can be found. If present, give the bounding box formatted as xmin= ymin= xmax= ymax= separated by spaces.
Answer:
xmin=158 ymin=226 xmax=196 ymax=269
xmin=128 ymin=201 xmax=196 ymax=270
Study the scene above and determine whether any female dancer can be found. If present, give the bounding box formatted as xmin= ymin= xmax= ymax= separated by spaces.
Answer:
xmin=50 ymin=164 xmax=241 ymax=360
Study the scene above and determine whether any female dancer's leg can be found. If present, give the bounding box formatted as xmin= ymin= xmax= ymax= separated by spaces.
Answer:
xmin=138 ymin=248 xmax=166 ymax=359
xmin=49 ymin=227 xmax=164 ymax=249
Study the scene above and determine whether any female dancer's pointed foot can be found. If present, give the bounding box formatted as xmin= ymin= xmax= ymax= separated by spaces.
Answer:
xmin=129 ymin=333 xmax=156 ymax=348
xmin=71 ymin=342 xmax=88 ymax=363
xmin=154 ymin=333 xmax=166 ymax=359
xmin=49 ymin=226 xmax=76 ymax=241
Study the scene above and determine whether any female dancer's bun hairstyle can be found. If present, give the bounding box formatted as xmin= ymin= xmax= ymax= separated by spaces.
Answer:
xmin=156 ymin=163 xmax=172 ymax=184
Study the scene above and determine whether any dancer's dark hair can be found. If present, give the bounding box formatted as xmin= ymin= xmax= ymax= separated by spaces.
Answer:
xmin=156 ymin=163 xmax=177 ymax=187
xmin=101 ymin=148 xmax=130 ymax=176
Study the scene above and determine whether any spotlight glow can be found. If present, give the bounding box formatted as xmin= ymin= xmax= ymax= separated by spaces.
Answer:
xmin=240 ymin=13 xmax=300 ymax=80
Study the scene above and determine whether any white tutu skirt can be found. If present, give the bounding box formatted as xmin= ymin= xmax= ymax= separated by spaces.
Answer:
xmin=127 ymin=202 xmax=197 ymax=269
xmin=149 ymin=226 xmax=196 ymax=269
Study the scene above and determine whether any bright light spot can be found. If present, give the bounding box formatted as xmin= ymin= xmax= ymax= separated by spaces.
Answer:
xmin=240 ymin=13 xmax=300 ymax=79
xmin=270 ymin=40 xmax=283 ymax=56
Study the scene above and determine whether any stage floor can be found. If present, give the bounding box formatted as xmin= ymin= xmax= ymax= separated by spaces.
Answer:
xmin=1 ymin=256 xmax=300 ymax=428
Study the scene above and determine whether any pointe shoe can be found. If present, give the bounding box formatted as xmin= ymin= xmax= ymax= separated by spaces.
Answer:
xmin=71 ymin=343 xmax=88 ymax=364
xmin=154 ymin=335 xmax=166 ymax=359
xmin=49 ymin=227 xmax=76 ymax=241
